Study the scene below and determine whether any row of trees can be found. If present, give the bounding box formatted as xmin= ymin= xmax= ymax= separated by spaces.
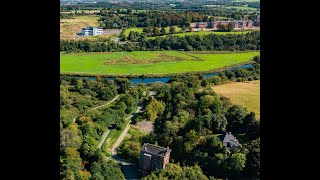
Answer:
xmin=100 ymin=11 xmax=209 ymax=29
xmin=60 ymin=31 xmax=260 ymax=52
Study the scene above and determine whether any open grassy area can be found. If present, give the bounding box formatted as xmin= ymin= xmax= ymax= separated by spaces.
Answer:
xmin=147 ymin=30 xmax=250 ymax=40
xmin=123 ymin=26 xmax=182 ymax=36
xmin=212 ymin=80 xmax=260 ymax=119
xmin=224 ymin=5 xmax=259 ymax=11
xmin=60 ymin=51 xmax=259 ymax=76
xmin=123 ymin=28 xmax=144 ymax=36
xmin=60 ymin=15 xmax=100 ymax=39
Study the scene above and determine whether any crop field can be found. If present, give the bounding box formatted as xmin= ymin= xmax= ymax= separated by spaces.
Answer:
xmin=212 ymin=80 xmax=260 ymax=119
xmin=60 ymin=15 xmax=100 ymax=39
xmin=60 ymin=51 xmax=259 ymax=76
xmin=147 ymin=30 xmax=250 ymax=40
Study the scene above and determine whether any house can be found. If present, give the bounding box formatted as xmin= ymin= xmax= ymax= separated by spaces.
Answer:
xmin=78 ymin=26 xmax=104 ymax=36
xmin=139 ymin=143 xmax=171 ymax=177
xmin=222 ymin=132 xmax=242 ymax=153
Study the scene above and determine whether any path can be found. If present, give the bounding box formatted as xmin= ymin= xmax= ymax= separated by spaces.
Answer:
xmin=112 ymin=105 xmax=142 ymax=156
xmin=97 ymin=129 xmax=111 ymax=149
xmin=89 ymin=95 xmax=119 ymax=111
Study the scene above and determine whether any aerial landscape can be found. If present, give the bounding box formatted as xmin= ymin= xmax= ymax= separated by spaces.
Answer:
xmin=60 ymin=0 xmax=260 ymax=179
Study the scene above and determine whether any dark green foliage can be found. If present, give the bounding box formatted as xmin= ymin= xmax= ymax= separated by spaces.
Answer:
xmin=117 ymin=141 xmax=141 ymax=162
xmin=90 ymin=160 xmax=125 ymax=180
xmin=60 ymin=32 xmax=260 ymax=52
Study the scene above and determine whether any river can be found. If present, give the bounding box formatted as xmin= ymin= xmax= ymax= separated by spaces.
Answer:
xmin=68 ymin=64 xmax=253 ymax=86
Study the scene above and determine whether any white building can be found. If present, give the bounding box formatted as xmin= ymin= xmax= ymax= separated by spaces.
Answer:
xmin=79 ymin=26 xmax=104 ymax=36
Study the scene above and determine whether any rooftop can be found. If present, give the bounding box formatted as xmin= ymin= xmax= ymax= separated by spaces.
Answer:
xmin=141 ymin=143 xmax=170 ymax=157
xmin=222 ymin=132 xmax=242 ymax=150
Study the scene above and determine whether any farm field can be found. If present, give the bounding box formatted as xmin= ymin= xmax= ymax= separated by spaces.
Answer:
xmin=147 ymin=30 xmax=251 ymax=40
xmin=212 ymin=80 xmax=260 ymax=119
xmin=60 ymin=15 xmax=100 ymax=39
xmin=60 ymin=51 xmax=259 ymax=76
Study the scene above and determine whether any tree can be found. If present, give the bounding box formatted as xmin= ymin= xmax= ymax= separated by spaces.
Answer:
xmin=160 ymin=27 xmax=167 ymax=35
xmin=226 ymin=105 xmax=249 ymax=133
xmin=90 ymin=160 xmax=125 ymax=180
xmin=217 ymin=23 xmax=227 ymax=31
xmin=188 ymin=26 xmax=193 ymax=32
xmin=152 ymin=27 xmax=160 ymax=36
xmin=60 ymin=129 xmax=82 ymax=152
xmin=224 ymin=153 xmax=246 ymax=177
xmin=181 ymin=25 xmax=187 ymax=32
xmin=114 ymin=78 xmax=130 ymax=93
xmin=244 ymin=138 xmax=260 ymax=179
xmin=227 ymin=22 xmax=235 ymax=32
xmin=145 ymin=98 xmax=165 ymax=121
xmin=117 ymin=141 xmax=141 ymax=162
xmin=253 ymin=55 xmax=260 ymax=63
xmin=169 ymin=26 xmax=176 ymax=34
xmin=143 ymin=163 xmax=208 ymax=180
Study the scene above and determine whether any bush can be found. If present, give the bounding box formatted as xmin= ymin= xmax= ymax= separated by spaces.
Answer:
xmin=248 ymin=77 xmax=253 ymax=81
xmin=236 ymin=78 xmax=243 ymax=82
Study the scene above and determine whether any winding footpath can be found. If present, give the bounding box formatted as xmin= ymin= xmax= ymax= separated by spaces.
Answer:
xmin=73 ymin=95 xmax=120 ymax=124
xmin=89 ymin=95 xmax=119 ymax=111
xmin=98 ymin=130 xmax=111 ymax=149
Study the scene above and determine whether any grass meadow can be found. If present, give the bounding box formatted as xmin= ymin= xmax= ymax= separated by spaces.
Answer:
xmin=212 ymin=80 xmax=260 ymax=119
xmin=60 ymin=51 xmax=259 ymax=76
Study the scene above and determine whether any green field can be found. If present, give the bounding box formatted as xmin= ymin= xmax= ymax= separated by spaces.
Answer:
xmin=123 ymin=26 xmax=182 ymax=36
xmin=60 ymin=51 xmax=259 ymax=76
xmin=123 ymin=28 xmax=144 ymax=36
xmin=224 ymin=5 xmax=258 ymax=11
xmin=212 ymin=80 xmax=260 ymax=119
xmin=147 ymin=30 xmax=251 ymax=40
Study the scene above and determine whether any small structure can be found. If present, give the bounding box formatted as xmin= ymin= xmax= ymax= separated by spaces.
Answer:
xmin=78 ymin=26 xmax=104 ymax=36
xmin=139 ymin=143 xmax=171 ymax=176
xmin=222 ymin=132 xmax=242 ymax=153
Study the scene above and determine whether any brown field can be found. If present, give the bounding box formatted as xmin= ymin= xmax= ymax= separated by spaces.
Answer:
xmin=212 ymin=80 xmax=260 ymax=119
xmin=60 ymin=15 xmax=100 ymax=40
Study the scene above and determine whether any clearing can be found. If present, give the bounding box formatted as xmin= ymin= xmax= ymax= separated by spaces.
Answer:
xmin=212 ymin=80 xmax=260 ymax=119
xmin=60 ymin=15 xmax=100 ymax=39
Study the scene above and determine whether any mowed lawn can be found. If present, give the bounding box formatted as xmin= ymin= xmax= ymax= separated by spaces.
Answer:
xmin=147 ymin=30 xmax=250 ymax=40
xmin=212 ymin=80 xmax=260 ymax=119
xmin=60 ymin=51 xmax=259 ymax=75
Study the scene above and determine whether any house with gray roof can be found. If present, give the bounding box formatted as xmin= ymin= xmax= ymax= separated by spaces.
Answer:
xmin=222 ymin=132 xmax=242 ymax=153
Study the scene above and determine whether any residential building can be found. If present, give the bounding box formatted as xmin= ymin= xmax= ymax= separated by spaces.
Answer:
xmin=222 ymin=132 xmax=242 ymax=153
xmin=139 ymin=143 xmax=171 ymax=177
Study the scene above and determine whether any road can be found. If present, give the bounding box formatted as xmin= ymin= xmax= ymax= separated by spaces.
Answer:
xmin=97 ymin=129 xmax=111 ymax=149
xmin=89 ymin=95 xmax=119 ymax=111
xmin=111 ymin=105 xmax=142 ymax=156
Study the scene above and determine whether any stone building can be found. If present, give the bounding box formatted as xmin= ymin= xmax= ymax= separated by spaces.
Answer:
xmin=139 ymin=143 xmax=171 ymax=176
